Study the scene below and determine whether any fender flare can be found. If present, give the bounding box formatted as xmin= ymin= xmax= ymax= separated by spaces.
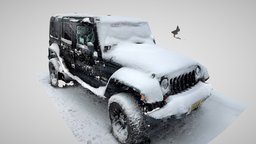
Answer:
xmin=48 ymin=43 xmax=62 ymax=72
xmin=105 ymin=67 xmax=163 ymax=103
xmin=48 ymin=43 xmax=71 ymax=81
xmin=48 ymin=43 xmax=60 ymax=57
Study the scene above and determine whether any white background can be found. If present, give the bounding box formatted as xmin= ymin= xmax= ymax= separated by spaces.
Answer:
xmin=0 ymin=0 xmax=255 ymax=143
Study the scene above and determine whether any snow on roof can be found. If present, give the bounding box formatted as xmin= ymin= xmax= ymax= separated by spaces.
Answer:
xmin=53 ymin=13 xmax=95 ymax=18
xmin=97 ymin=16 xmax=146 ymax=24
xmin=53 ymin=13 xmax=146 ymax=24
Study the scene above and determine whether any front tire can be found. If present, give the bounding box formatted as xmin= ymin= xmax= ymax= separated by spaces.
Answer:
xmin=108 ymin=93 xmax=145 ymax=144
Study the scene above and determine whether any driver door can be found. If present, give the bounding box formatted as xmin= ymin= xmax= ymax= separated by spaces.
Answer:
xmin=73 ymin=24 xmax=102 ymax=87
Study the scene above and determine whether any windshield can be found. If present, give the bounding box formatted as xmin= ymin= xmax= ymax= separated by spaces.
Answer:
xmin=97 ymin=21 xmax=154 ymax=51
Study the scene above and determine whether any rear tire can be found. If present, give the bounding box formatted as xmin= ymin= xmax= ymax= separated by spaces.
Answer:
xmin=108 ymin=93 xmax=146 ymax=144
xmin=49 ymin=58 xmax=60 ymax=87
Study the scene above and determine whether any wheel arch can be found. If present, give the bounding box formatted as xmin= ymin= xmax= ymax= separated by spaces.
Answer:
xmin=48 ymin=43 xmax=60 ymax=60
xmin=104 ymin=67 xmax=163 ymax=103
xmin=48 ymin=47 xmax=71 ymax=82
xmin=105 ymin=78 xmax=142 ymax=102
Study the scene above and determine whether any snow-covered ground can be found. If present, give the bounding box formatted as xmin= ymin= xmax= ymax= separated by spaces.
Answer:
xmin=39 ymin=73 xmax=244 ymax=144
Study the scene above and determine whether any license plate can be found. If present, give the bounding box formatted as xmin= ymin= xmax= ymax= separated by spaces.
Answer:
xmin=191 ymin=99 xmax=202 ymax=110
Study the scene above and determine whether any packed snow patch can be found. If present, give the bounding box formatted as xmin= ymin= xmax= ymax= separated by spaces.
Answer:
xmin=39 ymin=73 xmax=244 ymax=144
xmin=57 ymin=80 xmax=74 ymax=88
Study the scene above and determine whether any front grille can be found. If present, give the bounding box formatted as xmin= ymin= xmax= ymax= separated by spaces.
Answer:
xmin=168 ymin=70 xmax=198 ymax=95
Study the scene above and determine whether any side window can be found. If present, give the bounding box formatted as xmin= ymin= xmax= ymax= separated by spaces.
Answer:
xmin=77 ymin=26 xmax=86 ymax=45
xmin=50 ymin=18 xmax=59 ymax=38
xmin=76 ymin=25 xmax=95 ymax=45
xmin=62 ymin=22 xmax=72 ymax=41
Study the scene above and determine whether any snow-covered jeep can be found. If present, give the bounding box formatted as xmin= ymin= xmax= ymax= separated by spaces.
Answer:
xmin=48 ymin=14 xmax=212 ymax=144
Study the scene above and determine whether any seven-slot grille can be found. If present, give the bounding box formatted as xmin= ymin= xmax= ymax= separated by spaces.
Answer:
xmin=169 ymin=69 xmax=198 ymax=95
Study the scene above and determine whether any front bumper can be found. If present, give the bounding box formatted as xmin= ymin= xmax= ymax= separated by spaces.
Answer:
xmin=146 ymin=81 xmax=213 ymax=119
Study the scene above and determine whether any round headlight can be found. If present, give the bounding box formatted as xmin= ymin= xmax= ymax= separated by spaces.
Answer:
xmin=160 ymin=78 xmax=169 ymax=89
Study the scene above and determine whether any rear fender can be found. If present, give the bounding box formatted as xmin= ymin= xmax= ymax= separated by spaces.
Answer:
xmin=48 ymin=43 xmax=60 ymax=59
xmin=48 ymin=43 xmax=71 ymax=81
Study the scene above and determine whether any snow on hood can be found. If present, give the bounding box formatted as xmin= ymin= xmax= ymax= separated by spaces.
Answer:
xmin=103 ymin=43 xmax=198 ymax=76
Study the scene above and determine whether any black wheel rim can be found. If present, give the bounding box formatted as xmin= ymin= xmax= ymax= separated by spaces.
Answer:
xmin=110 ymin=103 xmax=128 ymax=142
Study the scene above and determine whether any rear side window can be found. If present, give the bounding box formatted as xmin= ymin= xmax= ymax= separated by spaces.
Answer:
xmin=50 ymin=17 xmax=59 ymax=38
xmin=62 ymin=22 xmax=76 ymax=41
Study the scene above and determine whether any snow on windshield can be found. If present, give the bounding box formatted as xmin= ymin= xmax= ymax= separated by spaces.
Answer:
xmin=97 ymin=19 xmax=154 ymax=51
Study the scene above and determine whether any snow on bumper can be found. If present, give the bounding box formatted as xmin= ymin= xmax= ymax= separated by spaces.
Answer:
xmin=146 ymin=81 xmax=213 ymax=119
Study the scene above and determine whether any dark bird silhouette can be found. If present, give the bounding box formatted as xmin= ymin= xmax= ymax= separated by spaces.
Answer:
xmin=171 ymin=26 xmax=181 ymax=39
